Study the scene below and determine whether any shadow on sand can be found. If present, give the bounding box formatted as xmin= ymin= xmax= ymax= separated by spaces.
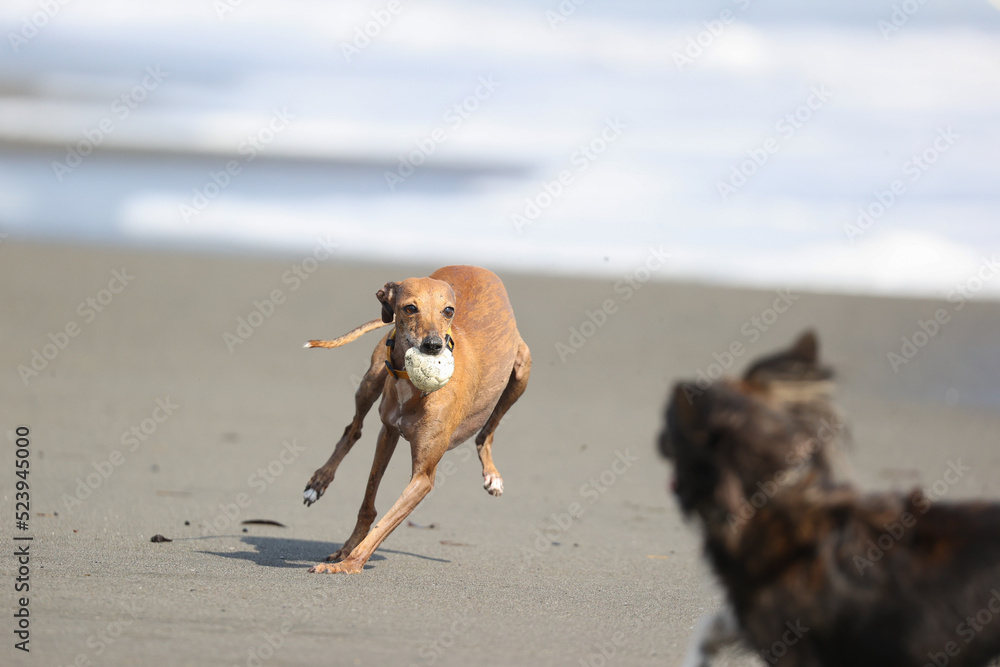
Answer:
xmin=193 ymin=535 xmax=450 ymax=570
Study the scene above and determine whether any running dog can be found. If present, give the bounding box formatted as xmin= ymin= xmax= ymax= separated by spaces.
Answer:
xmin=660 ymin=331 xmax=1000 ymax=666
xmin=302 ymin=265 xmax=530 ymax=574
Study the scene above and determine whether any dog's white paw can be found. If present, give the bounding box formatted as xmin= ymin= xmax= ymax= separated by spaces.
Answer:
xmin=484 ymin=474 xmax=503 ymax=497
xmin=303 ymin=488 xmax=319 ymax=505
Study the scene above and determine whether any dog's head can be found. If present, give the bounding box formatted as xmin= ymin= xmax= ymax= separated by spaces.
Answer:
xmin=376 ymin=277 xmax=456 ymax=355
xmin=659 ymin=331 xmax=848 ymax=526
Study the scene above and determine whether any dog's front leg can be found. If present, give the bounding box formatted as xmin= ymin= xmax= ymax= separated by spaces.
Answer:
xmin=681 ymin=606 xmax=740 ymax=667
xmin=303 ymin=346 xmax=387 ymax=506
xmin=309 ymin=433 xmax=446 ymax=574
xmin=323 ymin=424 xmax=400 ymax=563
xmin=309 ymin=469 xmax=436 ymax=574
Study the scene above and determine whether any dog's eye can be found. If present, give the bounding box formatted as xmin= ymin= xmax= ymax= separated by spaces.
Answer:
xmin=443 ymin=307 xmax=455 ymax=318
xmin=403 ymin=305 xmax=418 ymax=315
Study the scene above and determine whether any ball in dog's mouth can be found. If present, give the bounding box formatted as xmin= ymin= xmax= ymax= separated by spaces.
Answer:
xmin=404 ymin=346 xmax=454 ymax=393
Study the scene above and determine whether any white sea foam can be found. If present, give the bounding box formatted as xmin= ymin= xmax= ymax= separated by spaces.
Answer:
xmin=1 ymin=0 xmax=998 ymax=300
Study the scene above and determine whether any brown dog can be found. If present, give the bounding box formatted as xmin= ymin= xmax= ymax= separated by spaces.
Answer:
xmin=661 ymin=331 xmax=1000 ymax=666
xmin=661 ymin=331 xmax=852 ymax=666
xmin=302 ymin=265 xmax=530 ymax=574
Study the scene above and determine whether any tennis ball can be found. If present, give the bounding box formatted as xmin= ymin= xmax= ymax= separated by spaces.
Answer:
xmin=404 ymin=347 xmax=454 ymax=393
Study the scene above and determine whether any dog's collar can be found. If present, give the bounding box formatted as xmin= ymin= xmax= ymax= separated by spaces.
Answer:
xmin=385 ymin=327 xmax=454 ymax=381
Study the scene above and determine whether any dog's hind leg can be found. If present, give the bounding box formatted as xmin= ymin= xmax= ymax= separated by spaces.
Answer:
xmin=474 ymin=339 xmax=531 ymax=497
xmin=303 ymin=344 xmax=387 ymax=506
xmin=325 ymin=424 xmax=399 ymax=562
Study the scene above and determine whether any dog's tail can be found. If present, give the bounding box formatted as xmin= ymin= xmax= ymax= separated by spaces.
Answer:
xmin=304 ymin=318 xmax=390 ymax=349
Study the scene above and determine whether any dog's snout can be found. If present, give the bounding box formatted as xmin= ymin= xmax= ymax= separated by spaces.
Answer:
xmin=420 ymin=335 xmax=444 ymax=355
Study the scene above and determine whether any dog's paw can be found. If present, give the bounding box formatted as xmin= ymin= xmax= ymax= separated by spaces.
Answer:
xmin=309 ymin=561 xmax=363 ymax=574
xmin=324 ymin=547 xmax=352 ymax=562
xmin=303 ymin=471 xmax=334 ymax=506
xmin=302 ymin=487 xmax=321 ymax=506
xmin=484 ymin=473 xmax=504 ymax=497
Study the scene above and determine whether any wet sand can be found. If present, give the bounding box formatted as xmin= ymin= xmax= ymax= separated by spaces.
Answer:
xmin=3 ymin=240 xmax=1000 ymax=666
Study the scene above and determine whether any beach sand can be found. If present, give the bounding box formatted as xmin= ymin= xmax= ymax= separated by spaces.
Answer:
xmin=3 ymin=241 xmax=1000 ymax=666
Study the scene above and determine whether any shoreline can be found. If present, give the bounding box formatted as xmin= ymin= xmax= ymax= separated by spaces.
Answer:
xmin=6 ymin=234 xmax=1000 ymax=307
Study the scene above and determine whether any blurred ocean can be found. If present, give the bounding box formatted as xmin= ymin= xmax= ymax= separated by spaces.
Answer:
xmin=1 ymin=0 xmax=999 ymax=298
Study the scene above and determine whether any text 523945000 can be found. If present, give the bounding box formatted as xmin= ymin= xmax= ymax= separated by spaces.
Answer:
xmin=13 ymin=425 xmax=32 ymax=653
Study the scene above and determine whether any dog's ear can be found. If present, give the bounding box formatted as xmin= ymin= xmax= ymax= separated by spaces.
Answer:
xmin=661 ymin=383 xmax=704 ymax=459
xmin=789 ymin=329 xmax=819 ymax=363
xmin=743 ymin=329 xmax=832 ymax=383
xmin=376 ymin=282 xmax=398 ymax=324
xmin=670 ymin=383 xmax=703 ymax=431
